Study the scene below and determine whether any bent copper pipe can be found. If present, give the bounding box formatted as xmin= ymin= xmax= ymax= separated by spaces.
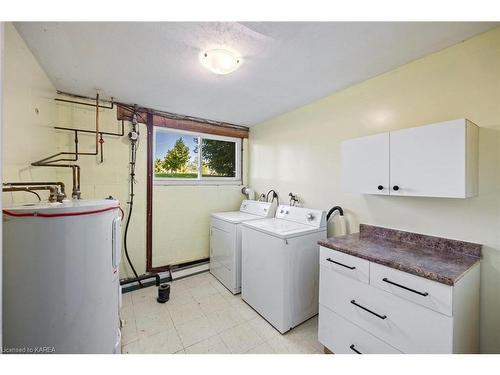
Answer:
xmin=55 ymin=90 xmax=114 ymax=110
xmin=3 ymin=182 xmax=66 ymax=200
xmin=30 ymin=163 xmax=81 ymax=199
xmin=3 ymin=187 xmax=42 ymax=202
xmin=3 ymin=185 xmax=59 ymax=203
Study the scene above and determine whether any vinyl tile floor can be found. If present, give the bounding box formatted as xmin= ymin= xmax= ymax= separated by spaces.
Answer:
xmin=121 ymin=271 xmax=324 ymax=354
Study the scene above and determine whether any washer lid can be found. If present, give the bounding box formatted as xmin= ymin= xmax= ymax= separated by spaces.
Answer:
xmin=242 ymin=218 xmax=326 ymax=239
xmin=2 ymin=199 xmax=119 ymax=215
xmin=211 ymin=211 xmax=264 ymax=223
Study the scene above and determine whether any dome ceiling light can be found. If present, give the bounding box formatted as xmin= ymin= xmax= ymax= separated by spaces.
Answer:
xmin=200 ymin=49 xmax=241 ymax=75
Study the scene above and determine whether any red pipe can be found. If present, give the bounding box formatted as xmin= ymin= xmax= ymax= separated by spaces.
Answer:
xmin=2 ymin=205 xmax=120 ymax=218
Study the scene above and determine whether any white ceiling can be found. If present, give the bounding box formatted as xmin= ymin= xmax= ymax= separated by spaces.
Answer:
xmin=15 ymin=22 xmax=499 ymax=126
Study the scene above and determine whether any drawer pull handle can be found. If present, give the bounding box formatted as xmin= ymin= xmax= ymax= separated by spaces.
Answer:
xmin=326 ymin=258 xmax=356 ymax=270
xmin=350 ymin=299 xmax=387 ymax=320
xmin=349 ymin=344 xmax=362 ymax=354
xmin=382 ymin=278 xmax=429 ymax=297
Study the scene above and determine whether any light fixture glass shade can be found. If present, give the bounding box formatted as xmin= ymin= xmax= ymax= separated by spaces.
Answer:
xmin=200 ymin=49 xmax=241 ymax=75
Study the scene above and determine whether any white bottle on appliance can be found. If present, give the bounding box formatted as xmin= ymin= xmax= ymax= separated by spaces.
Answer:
xmin=2 ymin=199 xmax=122 ymax=354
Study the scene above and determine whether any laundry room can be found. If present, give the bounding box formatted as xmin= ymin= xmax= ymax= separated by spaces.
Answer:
xmin=1 ymin=1 xmax=500 ymax=373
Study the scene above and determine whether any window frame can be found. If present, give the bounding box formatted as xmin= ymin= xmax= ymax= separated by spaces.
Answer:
xmin=153 ymin=127 xmax=242 ymax=186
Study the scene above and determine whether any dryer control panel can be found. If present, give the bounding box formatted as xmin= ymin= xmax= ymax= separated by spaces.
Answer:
xmin=275 ymin=205 xmax=326 ymax=228
xmin=240 ymin=200 xmax=275 ymax=218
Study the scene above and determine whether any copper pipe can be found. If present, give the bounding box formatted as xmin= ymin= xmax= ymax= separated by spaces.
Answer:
xmin=54 ymin=120 xmax=125 ymax=137
xmin=3 ymin=182 xmax=66 ymax=200
xmin=31 ymin=92 xmax=105 ymax=199
xmin=30 ymin=163 xmax=81 ymax=199
xmin=95 ymin=92 xmax=100 ymax=155
xmin=2 ymin=187 xmax=41 ymax=202
xmin=3 ymin=185 xmax=60 ymax=203
xmin=55 ymin=90 xmax=114 ymax=109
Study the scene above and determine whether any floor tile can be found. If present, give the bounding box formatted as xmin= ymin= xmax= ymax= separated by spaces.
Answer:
xmin=168 ymin=288 xmax=196 ymax=306
xmin=266 ymin=334 xmax=317 ymax=354
xmin=137 ymin=328 xmax=183 ymax=354
xmin=120 ymin=305 xmax=135 ymax=322
xmin=189 ymin=283 xmax=220 ymax=302
xmin=120 ymin=314 xmax=141 ymax=346
xmin=233 ymin=301 xmax=259 ymax=321
xmin=121 ymin=272 xmax=323 ymax=355
xmin=169 ymin=300 xmax=205 ymax=326
xmin=196 ymin=293 xmax=231 ymax=315
xmin=175 ymin=316 xmax=218 ymax=347
xmin=133 ymin=298 xmax=170 ymax=319
xmin=204 ymin=306 xmax=246 ymax=333
xmin=248 ymin=316 xmax=280 ymax=341
xmin=121 ymin=292 xmax=133 ymax=308
xmin=135 ymin=313 xmax=174 ymax=337
xmin=122 ymin=339 xmax=141 ymax=354
xmin=184 ymin=335 xmax=230 ymax=354
xmin=219 ymin=322 xmax=265 ymax=354
xmin=246 ymin=342 xmax=276 ymax=354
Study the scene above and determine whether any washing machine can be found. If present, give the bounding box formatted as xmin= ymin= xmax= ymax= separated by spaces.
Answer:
xmin=241 ymin=205 xmax=327 ymax=333
xmin=210 ymin=200 xmax=275 ymax=294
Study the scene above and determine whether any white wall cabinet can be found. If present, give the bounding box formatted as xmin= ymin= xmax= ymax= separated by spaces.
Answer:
xmin=341 ymin=133 xmax=390 ymax=195
xmin=341 ymin=119 xmax=478 ymax=198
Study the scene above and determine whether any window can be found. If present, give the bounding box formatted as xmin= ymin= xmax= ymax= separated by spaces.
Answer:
xmin=153 ymin=127 xmax=241 ymax=185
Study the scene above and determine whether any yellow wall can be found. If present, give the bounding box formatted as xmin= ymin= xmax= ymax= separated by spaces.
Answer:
xmin=3 ymin=22 xmax=247 ymax=279
xmin=249 ymin=27 xmax=500 ymax=353
xmin=2 ymin=23 xmax=57 ymax=198
xmin=54 ymin=101 xmax=247 ymax=278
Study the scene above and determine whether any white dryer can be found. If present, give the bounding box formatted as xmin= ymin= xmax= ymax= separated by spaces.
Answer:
xmin=210 ymin=200 xmax=274 ymax=294
xmin=241 ymin=205 xmax=327 ymax=333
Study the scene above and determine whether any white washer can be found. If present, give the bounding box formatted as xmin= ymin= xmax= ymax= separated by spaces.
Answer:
xmin=241 ymin=205 xmax=327 ymax=333
xmin=210 ymin=200 xmax=275 ymax=294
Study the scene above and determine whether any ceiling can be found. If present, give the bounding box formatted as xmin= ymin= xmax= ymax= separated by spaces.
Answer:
xmin=15 ymin=22 xmax=499 ymax=126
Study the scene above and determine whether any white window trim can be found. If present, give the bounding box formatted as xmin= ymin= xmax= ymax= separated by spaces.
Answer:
xmin=153 ymin=127 xmax=242 ymax=186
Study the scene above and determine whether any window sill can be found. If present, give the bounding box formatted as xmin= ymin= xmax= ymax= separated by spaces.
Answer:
xmin=153 ymin=179 xmax=243 ymax=187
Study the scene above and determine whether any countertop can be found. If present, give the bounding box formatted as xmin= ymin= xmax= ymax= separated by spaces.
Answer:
xmin=318 ymin=224 xmax=481 ymax=285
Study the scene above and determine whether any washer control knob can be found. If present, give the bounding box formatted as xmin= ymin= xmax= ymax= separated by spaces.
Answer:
xmin=306 ymin=213 xmax=314 ymax=221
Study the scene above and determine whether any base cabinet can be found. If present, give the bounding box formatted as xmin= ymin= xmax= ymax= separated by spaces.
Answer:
xmin=318 ymin=246 xmax=480 ymax=354
xmin=319 ymin=305 xmax=401 ymax=354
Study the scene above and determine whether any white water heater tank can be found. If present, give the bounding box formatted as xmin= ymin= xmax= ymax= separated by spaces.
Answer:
xmin=2 ymin=199 xmax=122 ymax=354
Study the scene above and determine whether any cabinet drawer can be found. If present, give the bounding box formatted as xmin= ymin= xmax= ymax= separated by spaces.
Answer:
xmin=320 ymin=246 xmax=369 ymax=283
xmin=319 ymin=304 xmax=401 ymax=354
xmin=319 ymin=266 xmax=453 ymax=353
xmin=370 ymin=262 xmax=453 ymax=316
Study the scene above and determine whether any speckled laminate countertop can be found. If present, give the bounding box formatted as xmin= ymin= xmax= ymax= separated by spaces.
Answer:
xmin=318 ymin=224 xmax=481 ymax=285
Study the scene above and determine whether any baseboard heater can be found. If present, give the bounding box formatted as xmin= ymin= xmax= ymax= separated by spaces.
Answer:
xmin=170 ymin=258 xmax=209 ymax=280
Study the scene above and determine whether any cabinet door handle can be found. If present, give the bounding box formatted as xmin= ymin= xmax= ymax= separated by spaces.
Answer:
xmin=351 ymin=299 xmax=387 ymax=320
xmin=349 ymin=344 xmax=362 ymax=354
xmin=382 ymin=278 xmax=429 ymax=296
xmin=377 ymin=185 xmax=384 ymax=191
xmin=326 ymin=258 xmax=356 ymax=270
xmin=392 ymin=185 xmax=400 ymax=191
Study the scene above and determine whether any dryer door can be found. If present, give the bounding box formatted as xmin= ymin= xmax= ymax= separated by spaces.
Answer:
xmin=210 ymin=218 xmax=237 ymax=291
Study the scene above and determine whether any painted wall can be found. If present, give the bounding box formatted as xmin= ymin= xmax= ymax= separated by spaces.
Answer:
xmin=248 ymin=27 xmax=500 ymax=353
xmin=2 ymin=23 xmax=57 ymax=196
xmin=54 ymin=102 xmax=247 ymax=278
xmin=3 ymin=22 xmax=247 ymax=279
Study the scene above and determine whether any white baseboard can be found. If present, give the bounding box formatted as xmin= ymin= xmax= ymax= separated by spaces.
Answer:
xmin=171 ymin=262 xmax=209 ymax=280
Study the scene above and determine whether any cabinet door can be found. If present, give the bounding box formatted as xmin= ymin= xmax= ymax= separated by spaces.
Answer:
xmin=342 ymin=133 xmax=389 ymax=195
xmin=390 ymin=120 xmax=467 ymax=198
